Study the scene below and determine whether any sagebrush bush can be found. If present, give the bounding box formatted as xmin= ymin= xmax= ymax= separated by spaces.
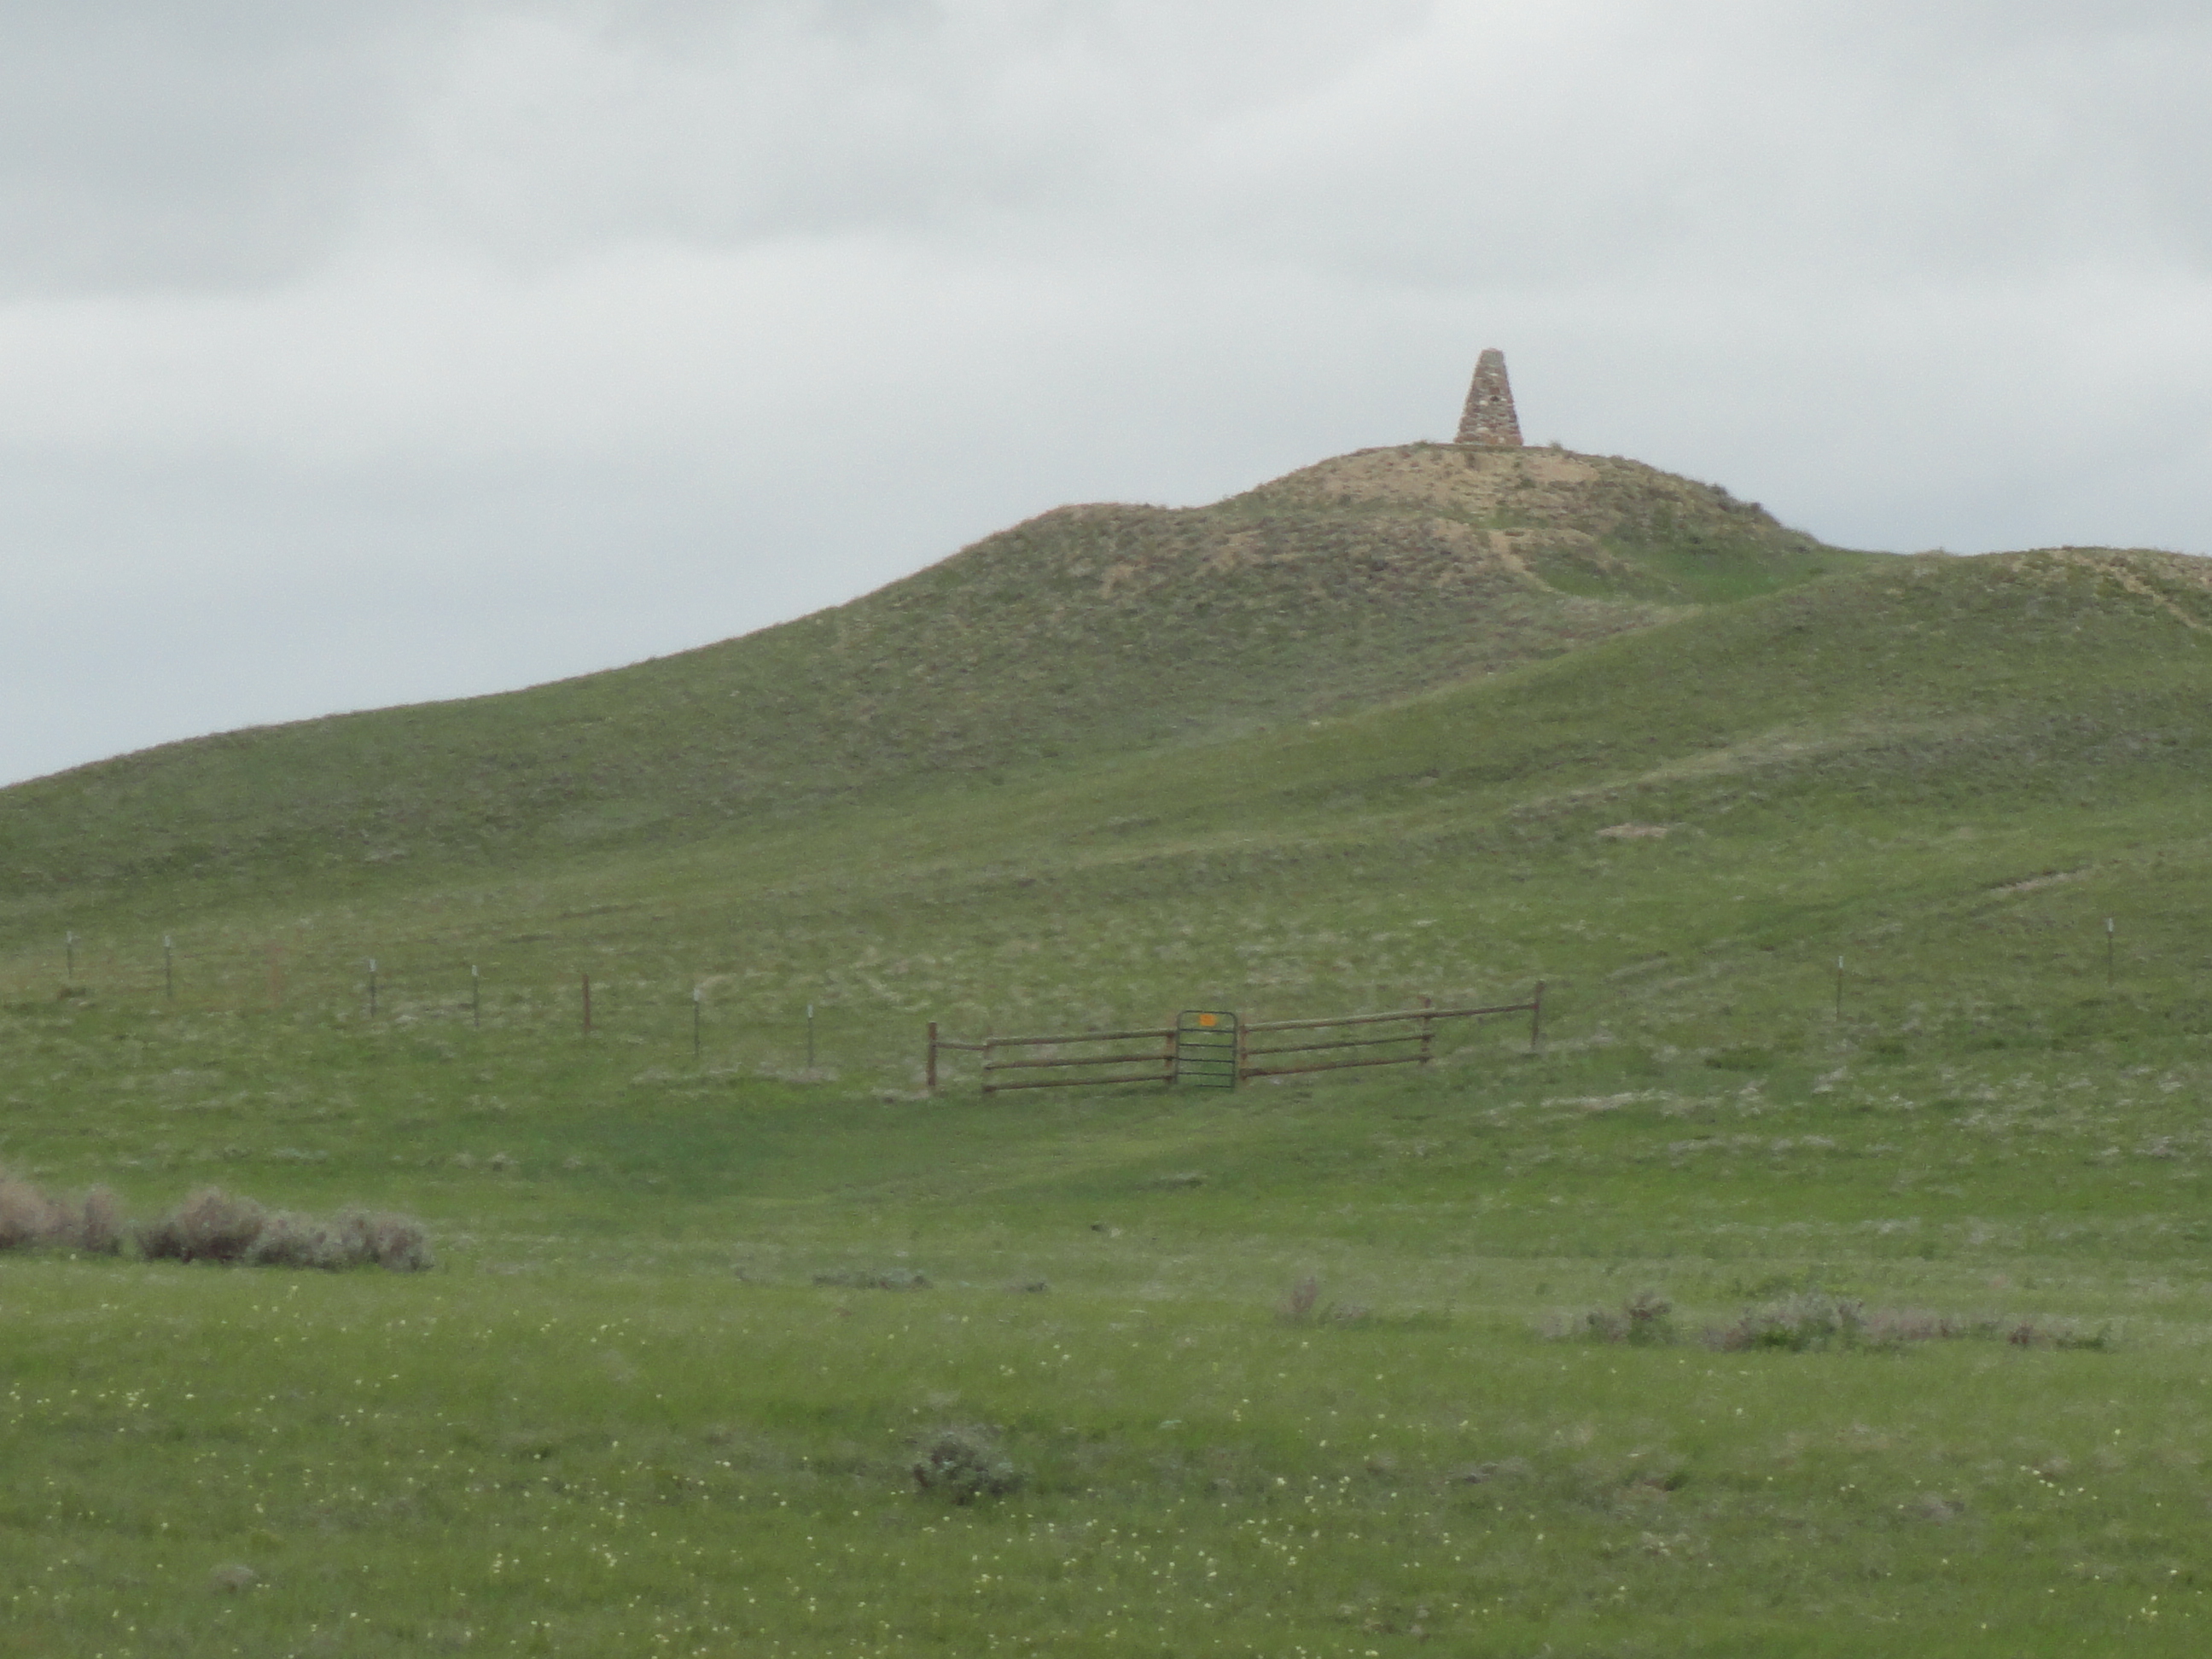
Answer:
xmin=0 ymin=1167 xmax=125 ymax=1254
xmin=812 ymin=1267 xmax=928 ymax=1290
xmin=136 ymin=1187 xmax=433 ymax=1272
xmin=246 ymin=1213 xmax=345 ymax=1270
xmin=77 ymin=1187 xmax=125 ymax=1254
xmin=1567 ymin=1290 xmax=1676 ymax=1345
xmin=1277 ymin=1276 xmax=1371 ymax=1324
xmin=1708 ymin=1293 xmax=1866 ymax=1351
xmin=137 ymin=1188 xmax=268 ymax=1264
xmin=1697 ymin=1295 xmax=2087 ymax=1352
xmin=349 ymin=1210 xmax=436 ymax=1272
xmin=0 ymin=1172 xmax=62 ymax=1252
xmin=911 ymin=1428 xmax=1021 ymax=1504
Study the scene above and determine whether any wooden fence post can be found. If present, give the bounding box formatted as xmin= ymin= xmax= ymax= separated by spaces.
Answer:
xmin=1419 ymin=995 xmax=1435 ymax=1067
xmin=927 ymin=1021 xmax=939 ymax=1092
xmin=1530 ymin=981 xmax=1544 ymax=1053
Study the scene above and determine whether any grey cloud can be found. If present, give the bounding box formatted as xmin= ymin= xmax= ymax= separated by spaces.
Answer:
xmin=370 ymin=0 xmax=1435 ymax=260
xmin=336 ymin=0 xmax=2212 ymax=306
xmin=0 ymin=7 xmax=441 ymax=294
xmin=1107 ymin=2 xmax=2212 ymax=292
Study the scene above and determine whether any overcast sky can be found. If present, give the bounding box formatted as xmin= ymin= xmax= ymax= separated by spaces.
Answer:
xmin=4 ymin=1 xmax=2208 ymax=785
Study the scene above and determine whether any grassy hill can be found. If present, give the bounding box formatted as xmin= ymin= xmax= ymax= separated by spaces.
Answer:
xmin=9 ymin=439 xmax=2212 ymax=1655
xmin=15 ymin=532 xmax=2202 ymax=1047
xmin=0 ymin=444 xmax=1868 ymax=905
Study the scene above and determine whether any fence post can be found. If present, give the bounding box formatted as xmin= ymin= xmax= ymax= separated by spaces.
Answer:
xmin=927 ymin=1021 xmax=939 ymax=1091
xmin=981 ymin=1036 xmax=997 ymax=1097
xmin=471 ymin=964 xmax=480 ymax=1029
xmin=1162 ymin=1022 xmax=1176 ymax=1086
xmin=1419 ymin=994 xmax=1435 ymax=1067
xmin=1530 ymin=981 xmax=1545 ymax=1053
xmin=163 ymin=935 xmax=173 ymax=1000
xmin=368 ymin=958 xmax=378 ymax=1018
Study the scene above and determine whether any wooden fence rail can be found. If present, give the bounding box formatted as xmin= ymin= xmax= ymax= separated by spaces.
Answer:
xmin=1238 ymin=987 xmax=1541 ymax=1080
xmin=928 ymin=1019 xmax=1177 ymax=1094
xmin=928 ymin=985 xmax=1541 ymax=1094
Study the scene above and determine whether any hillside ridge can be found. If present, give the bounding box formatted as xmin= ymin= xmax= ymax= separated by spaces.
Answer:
xmin=0 ymin=443 xmax=1877 ymax=906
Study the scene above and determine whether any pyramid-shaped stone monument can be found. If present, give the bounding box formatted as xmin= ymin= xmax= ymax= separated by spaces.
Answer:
xmin=1455 ymin=348 xmax=1522 ymax=447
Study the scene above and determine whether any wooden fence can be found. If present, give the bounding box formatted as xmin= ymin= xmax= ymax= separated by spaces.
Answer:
xmin=928 ymin=1020 xmax=1176 ymax=1095
xmin=927 ymin=985 xmax=1542 ymax=1094
xmin=1239 ymin=987 xmax=1542 ymax=1080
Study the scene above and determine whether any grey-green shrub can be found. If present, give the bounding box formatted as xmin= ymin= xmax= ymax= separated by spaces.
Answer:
xmin=136 ymin=1188 xmax=268 ymax=1264
xmin=1569 ymin=1290 xmax=1676 ymax=1345
xmin=911 ymin=1429 xmax=1021 ymax=1503
xmin=136 ymin=1188 xmax=433 ymax=1272
xmin=0 ymin=1167 xmax=125 ymax=1255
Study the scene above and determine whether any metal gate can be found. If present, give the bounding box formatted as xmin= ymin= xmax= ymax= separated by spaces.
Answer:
xmin=1174 ymin=1010 xmax=1240 ymax=1089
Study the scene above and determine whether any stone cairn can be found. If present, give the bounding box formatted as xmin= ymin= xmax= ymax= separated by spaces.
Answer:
xmin=1454 ymin=348 xmax=1522 ymax=447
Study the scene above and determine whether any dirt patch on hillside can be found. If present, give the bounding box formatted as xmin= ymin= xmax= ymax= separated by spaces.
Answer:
xmin=1260 ymin=445 xmax=1602 ymax=519
xmin=2002 ymin=548 xmax=2212 ymax=632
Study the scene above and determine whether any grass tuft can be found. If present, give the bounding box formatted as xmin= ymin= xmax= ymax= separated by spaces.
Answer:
xmin=1277 ymin=1276 xmax=1373 ymax=1324
xmin=812 ymin=1267 xmax=930 ymax=1290
xmin=910 ymin=1428 xmax=1022 ymax=1504
xmin=1563 ymin=1289 xmax=1676 ymax=1344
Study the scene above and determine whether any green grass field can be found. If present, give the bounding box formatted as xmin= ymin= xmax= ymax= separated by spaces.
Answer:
xmin=9 ymin=1016 xmax=2212 ymax=1656
xmin=5 ymin=451 xmax=2212 ymax=1653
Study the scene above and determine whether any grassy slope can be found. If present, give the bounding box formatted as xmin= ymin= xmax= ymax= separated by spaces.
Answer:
xmin=0 ymin=444 xmax=1866 ymax=903
xmin=32 ymin=541 xmax=2191 ymax=1047
xmin=8 ymin=457 xmax=2212 ymax=1651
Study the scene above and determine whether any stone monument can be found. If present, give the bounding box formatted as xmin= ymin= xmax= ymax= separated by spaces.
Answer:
xmin=1455 ymin=348 xmax=1522 ymax=447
